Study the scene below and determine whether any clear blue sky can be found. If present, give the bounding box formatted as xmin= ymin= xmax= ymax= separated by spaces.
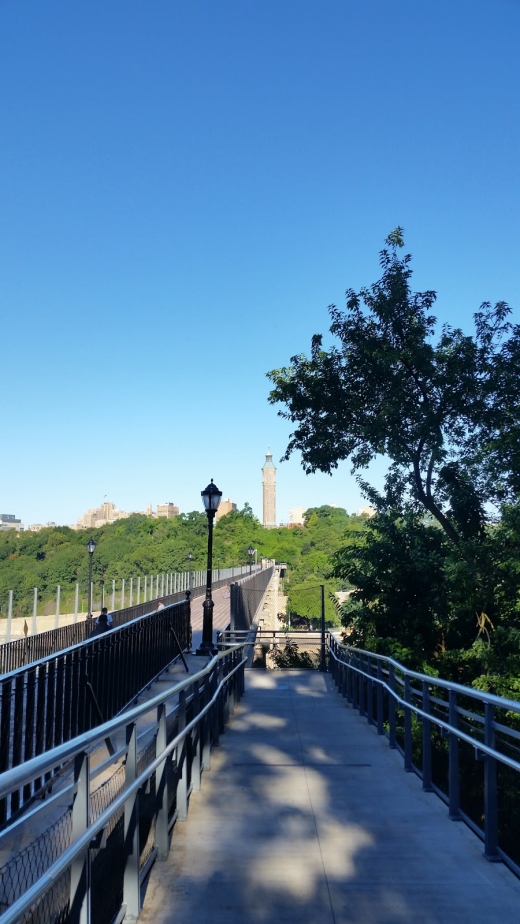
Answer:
xmin=1 ymin=0 xmax=519 ymax=527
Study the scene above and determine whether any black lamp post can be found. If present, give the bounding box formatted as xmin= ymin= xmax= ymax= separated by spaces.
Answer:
xmin=248 ymin=545 xmax=254 ymax=575
xmin=86 ymin=538 xmax=96 ymax=621
xmin=196 ymin=479 xmax=222 ymax=656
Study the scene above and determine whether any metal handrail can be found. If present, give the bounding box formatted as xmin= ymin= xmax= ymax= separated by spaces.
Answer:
xmin=327 ymin=643 xmax=520 ymax=773
xmin=328 ymin=637 xmax=520 ymax=875
xmin=0 ymin=645 xmax=246 ymax=924
xmin=0 ymin=645 xmax=240 ymax=799
xmin=331 ymin=639 xmax=520 ymax=713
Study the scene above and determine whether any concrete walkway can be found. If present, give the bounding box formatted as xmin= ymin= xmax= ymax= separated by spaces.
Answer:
xmin=139 ymin=670 xmax=520 ymax=924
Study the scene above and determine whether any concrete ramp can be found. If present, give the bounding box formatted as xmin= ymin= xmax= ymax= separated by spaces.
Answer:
xmin=139 ymin=670 xmax=520 ymax=924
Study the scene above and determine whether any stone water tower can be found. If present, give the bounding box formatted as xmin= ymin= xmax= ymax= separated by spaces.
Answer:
xmin=262 ymin=448 xmax=277 ymax=528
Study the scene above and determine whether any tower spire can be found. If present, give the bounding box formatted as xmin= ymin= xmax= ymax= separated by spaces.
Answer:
xmin=262 ymin=448 xmax=277 ymax=528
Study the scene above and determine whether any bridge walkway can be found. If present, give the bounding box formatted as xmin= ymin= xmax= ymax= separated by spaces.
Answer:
xmin=139 ymin=670 xmax=520 ymax=924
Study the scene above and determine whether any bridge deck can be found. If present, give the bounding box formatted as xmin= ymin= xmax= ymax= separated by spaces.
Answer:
xmin=139 ymin=669 xmax=520 ymax=924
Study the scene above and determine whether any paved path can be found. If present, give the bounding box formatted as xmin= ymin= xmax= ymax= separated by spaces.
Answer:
xmin=139 ymin=669 xmax=520 ymax=924
xmin=190 ymin=584 xmax=232 ymax=651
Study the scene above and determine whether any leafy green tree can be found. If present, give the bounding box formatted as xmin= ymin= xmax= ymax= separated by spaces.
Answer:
xmin=268 ymin=230 xmax=520 ymax=626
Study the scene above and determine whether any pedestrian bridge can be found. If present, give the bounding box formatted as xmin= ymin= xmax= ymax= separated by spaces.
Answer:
xmin=1 ymin=588 xmax=520 ymax=923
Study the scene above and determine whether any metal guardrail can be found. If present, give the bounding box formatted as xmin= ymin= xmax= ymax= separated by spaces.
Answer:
xmin=0 ymin=599 xmax=191 ymax=825
xmin=0 ymin=567 xmax=256 ymax=674
xmin=230 ymin=566 xmax=274 ymax=630
xmin=0 ymin=645 xmax=246 ymax=924
xmin=328 ymin=637 xmax=520 ymax=876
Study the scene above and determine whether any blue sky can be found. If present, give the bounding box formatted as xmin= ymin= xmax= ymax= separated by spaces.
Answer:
xmin=1 ymin=0 xmax=519 ymax=527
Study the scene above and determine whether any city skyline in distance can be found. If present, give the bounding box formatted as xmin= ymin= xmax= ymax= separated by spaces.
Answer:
xmin=5 ymin=443 xmax=383 ymax=529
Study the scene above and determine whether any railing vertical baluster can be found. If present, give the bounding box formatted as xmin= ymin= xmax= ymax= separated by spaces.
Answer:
xmin=202 ymin=675 xmax=212 ymax=770
xmin=404 ymin=675 xmax=413 ymax=771
xmin=24 ymin=668 xmax=36 ymax=802
xmin=448 ymin=689 xmax=461 ymax=819
xmin=123 ymin=722 xmax=141 ymax=920
xmin=69 ymin=751 xmax=91 ymax=924
xmin=377 ymin=660 xmax=384 ymax=735
xmin=45 ymin=661 xmax=56 ymax=781
xmin=35 ymin=665 xmax=46 ymax=791
xmin=177 ymin=688 xmax=188 ymax=820
xmin=192 ymin=681 xmax=201 ymax=791
xmin=156 ymin=703 xmax=170 ymax=860
xmin=484 ymin=702 xmax=499 ymax=859
xmin=11 ymin=674 xmax=24 ymax=812
xmin=367 ymin=656 xmax=374 ymax=726
xmin=422 ymin=680 xmax=432 ymax=791
xmin=388 ymin=664 xmax=396 ymax=749
xmin=0 ymin=678 xmax=11 ymax=824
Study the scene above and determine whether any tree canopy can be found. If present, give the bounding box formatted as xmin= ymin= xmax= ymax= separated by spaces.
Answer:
xmin=267 ymin=232 xmax=520 ymax=686
xmin=267 ymin=230 xmax=520 ymax=548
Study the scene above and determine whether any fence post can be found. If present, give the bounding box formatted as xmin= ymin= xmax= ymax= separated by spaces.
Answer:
xmin=484 ymin=702 xmax=499 ymax=859
xmin=137 ymin=577 xmax=141 ymax=605
xmin=230 ymin=583 xmax=238 ymax=632
xmin=389 ymin=664 xmax=396 ymax=748
xmin=69 ymin=751 xmax=91 ymax=924
xmin=32 ymin=587 xmax=38 ymax=635
xmin=422 ymin=681 xmax=432 ymax=791
xmin=2 ymin=593 xmax=12 ymax=646
xmin=123 ymin=722 xmax=141 ymax=920
xmin=404 ymin=675 xmax=413 ymax=771
xmin=156 ymin=703 xmax=170 ymax=860
xmin=320 ymin=585 xmax=327 ymax=672
xmin=448 ymin=689 xmax=461 ymax=819
xmin=53 ymin=585 xmax=61 ymax=630
xmin=129 ymin=578 xmax=133 ymax=607
xmin=161 ymin=573 xmax=165 ymax=596
xmin=112 ymin=580 xmax=116 ymax=612
xmin=377 ymin=660 xmax=384 ymax=735
xmin=177 ymin=689 xmax=188 ymax=820
xmin=121 ymin=579 xmax=125 ymax=610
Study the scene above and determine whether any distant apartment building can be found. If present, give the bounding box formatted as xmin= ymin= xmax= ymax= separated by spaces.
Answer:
xmin=156 ymin=502 xmax=179 ymax=519
xmin=75 ymin=501 xmax=130 ymax=530
xmin=27 ymin=521 xmax=57 ymax=532
xmin=288 ymin=506 xmax=306 ymax=526
xmin=0 ymin=513 xmax=23 ymax=532
xmin=357 ymin=505 xmax=376 ymax=517
xmin=216 ymin=499 xmax=237 ymax=522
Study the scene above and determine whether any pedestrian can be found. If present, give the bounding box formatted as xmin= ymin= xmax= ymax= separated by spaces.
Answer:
xmin=91 ymin=610 xmax=111 ymax=636
xmin=157 ymin=599 xmax=165 ymax=610
xmin=96 ymin=606 xmax=113 ymax=628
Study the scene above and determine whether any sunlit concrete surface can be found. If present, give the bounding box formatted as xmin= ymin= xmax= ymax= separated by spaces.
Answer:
xmin=139 ymin=670 xmax=520 ymax=924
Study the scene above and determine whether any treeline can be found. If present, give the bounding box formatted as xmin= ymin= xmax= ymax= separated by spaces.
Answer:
xmin=0 ymin=505 xmax=368 ymax=620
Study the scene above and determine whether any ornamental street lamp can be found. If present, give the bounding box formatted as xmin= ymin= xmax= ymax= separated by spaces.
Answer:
xmin=86 ymin=538 xmax=96 ymax=621
xmin=196 ymin=479 xmax=222 ymax=656
xmin=248 ymin=545 xmax=254 ymax=575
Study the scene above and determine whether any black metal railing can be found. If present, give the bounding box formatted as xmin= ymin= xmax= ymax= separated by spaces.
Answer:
xmin=230 ymin=566 xmax=274 ymax=630
xmin=328 ymin=637 xmax=520 ymax=877
xmin=0 ymin=599 xmax=191 ymax=826
xmin=0 ymin=571 xmax=244 ymax=674
xmin=0 ymin=646 xmax=246 ymax=924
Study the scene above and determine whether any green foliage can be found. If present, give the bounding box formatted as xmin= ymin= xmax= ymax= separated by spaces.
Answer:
xmin=0 ymin=505 xmax=369 ymax=621
xmin=268 ymin=233 xmax=520 ymax=619
xmin=268 ymin=232 xmax=520 ymax=686
xmin=269 ymin=642 xmax=321 ymax=669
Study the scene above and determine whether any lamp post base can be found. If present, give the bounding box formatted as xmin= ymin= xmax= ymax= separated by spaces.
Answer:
xmin=196 ymin=596 xmax=218 ymax=656
xmin=195 ymin=641 xmax=219 ymax=657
